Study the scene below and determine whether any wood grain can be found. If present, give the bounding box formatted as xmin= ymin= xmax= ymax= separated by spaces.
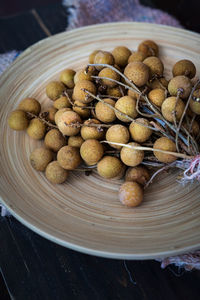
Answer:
xmin=0 ymin=22 xmax=200 ymax=259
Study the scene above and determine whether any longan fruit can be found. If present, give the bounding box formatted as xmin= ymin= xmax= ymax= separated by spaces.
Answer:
xmin=81 ymin=119 xmax=104 ymax=140
xmin=127 ymin=89 xmax=139 ymax=99
xmin=53 ymin=96 xmax=71 ymax=109
xmin=172 ymin=59 xmax=196 ymax=79
xmin=57 ymin=145 xmax=81 ymax=170
xmin=46 ymin=81 xmax=66 ymax=101
xmin=97 ymin=156 xmax=124 ymax=179
xmin=44 ymin=129 xmax=66 ymax=152
xmin=148 ymin=88 xmax=166 ymax=107
xmin=73 ymin=101 xmax=91 ymax=119
xmin=8 ymin=110 xmax=29 ymax=131
xmin=115 ymin=96 xmax=138 ymax=122
xmin=57 ymin=110 xmax=82 ymax=136
xmin=149 ymin=77 xmax=169 ymax=90
xmin=46 ymin=107 xmax=57 ymax=124
xmin=128 ymin=51 xmax=147 ymax=63
xmin=112 ymin=46 xmax=131 ymax=67
xmin=80 ymin=139 xmax=104 ymax=165
xmin=68 ymin=135 xmax=84 ymax=148
xmin=168 ymin=75 xmax=192 ymax=99
xmin=143 ymin=56 xmax=164 ymax=77
xmin=129 ymin=118 xmax=152 ymax=143
xmin=119 ymin=181 xmax=143 ymax=207
xmin=189 ymin=89 xmax=200 ymax=115
xmin=59 ymin=69 xmax=76 ymax=88
xmin=54 ymin=108 xmax=72 ymax=125
xmin=125 ymin=166 xmax=150 ymax=186
xmin=153 ymin=137 xmax=176 ymax=163
xmin=73 ymin=80 xmax=96 ymax=103
xmin=30 ymin=147 xmax=53 ymax=171
xmin=95 ymin=98 xmax=116 ymax=123
xmin=89 ymin=50 xmax=100 ymax=64
xmin=18 ymin=98 xmax=41 ymax=115
xmin=107 ymin=86 xmax=124 ymax=98
xmin=138 ymin=40 xmax=159 ymax=57
xmin=27 ymin=118 xmax=46 ymax=140
xmin=124 ymin=62 xmax=149 ymax=87
xmin=94 ymin=51 xmax=115 ymax=70
xmin=161 ymin=96 xmax=185 ymax=122
xmin=74 ymin=69 xmax=93 ymax=85
xmin=45 ymin=161 xmax=69 ymax=184
xmin=106 ymin=124 xmax=130 ymax=149
xmin=98 ymin=67 xmax=120 ymax=87
xmin=120 ymin=142 xmax=144 ymax=167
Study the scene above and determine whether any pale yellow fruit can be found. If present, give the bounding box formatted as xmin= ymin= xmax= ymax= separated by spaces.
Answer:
xmin=112 ymin=46 xmax=131 ymax=67
xmin=94 ymin=51 xmax=115 ymax=70
xmin=161 ymin=96 xmax=185 ymax=122
xmin=115 ymin=96 xmax=138 ymax=122
xmin=8 ymin=110 xmax=29 ymax=131
xmin=148 ymin=88 xmax=166 ymax=107
xmin=98 ymin=68 xmax=120 ymax=87
xmin=80 ymin=139 xmax=104 ymax=165
xmin=57 ymin=111 xmax=82 ymax=136
xmin=54 ymin=108 xmax=72 ymax=125
xmin=153 ymin=137 xmax=176 ymax=163
xmin=120 ymin=142 xmax=144 ymax=167
xmin=59 ymin=69 xmax=75 ymax=88
xmin=46 ymin=81 xmax=65 ymax=101
xmin=27 ymin=118 xmax=46 ymax=140
xmin=95 ymin=98 xmax=116 ymax=123
xmin=129 ymin=118 xmax=152 ymax=143
xmin=81 ymin=119 xmax=104 ymax=140
xmin=97 ymin=156 xmax=124 ymax=179
xmin=18 ymin=98 xmax=41 ymax=115
xmin=106 ymin=124 xmax=130 ymax=149
xmin=168 ymin=75 xmax=192 ymax=99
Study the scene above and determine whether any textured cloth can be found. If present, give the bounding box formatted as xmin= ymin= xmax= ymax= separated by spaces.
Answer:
xmin=1 ymin=0 xmax=199 ymax=271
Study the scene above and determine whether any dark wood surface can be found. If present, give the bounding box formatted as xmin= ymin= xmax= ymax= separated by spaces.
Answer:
xmin=1 ymin=2 xmax=200 ymax=300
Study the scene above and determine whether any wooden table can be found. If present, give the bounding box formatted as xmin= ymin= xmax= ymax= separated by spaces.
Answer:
xmin=1 ymin=3 xmax=200 ymax=299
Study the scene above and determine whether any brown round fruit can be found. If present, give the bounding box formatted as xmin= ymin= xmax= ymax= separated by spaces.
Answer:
xmin=138 ymin=40 xmax=159 ymax=57
xmin=44 ymin=129 xmax=66 ymax=152
xmin=57 ymin=145 xmax=81 ymax=170
xmin=73 ymin=101 xmax=91 ymax=119
xmin=189 ymin=89 xmax=200 ymax=115
xmin=53 ymin=96 xmax=71 ymax=109
xmin=8 ymin=110 xmax=29 ymax=131
xmin=27 ymin=118 xmax=46 ymax=139
xmin=172 ymin=59 xmax=196 ymax=79
xmin=45 ymin=161 xmax=69 ymax=184
xmin=57 ymin=110 xmax=82 ymax=136
xmin=119 ymin=181 xmax=143 ymax=207
xmin=107 ymin=86 xmax=124 ymax=98
xmin=106 ymin=124 xmax=130 ymax=149
xmin=148 ymin=88 xmax=166 ymax=107
xmin=128 ymin=51 xmax=147 ymax=63
xmin=80 ymin=139 xmax=104 ymax=165
xmin=72 ymin=80 xmax=96 ymax=103
xmin=81 ymin=119 xmax=104 ymax=140
xmin=115 ymin=96 xmax=138 ymax=122
xmin=46 ymin=107 xmax=57 ymax=124
xmin=18 ymin=98 xmax=41 ymax=115
xmin=59 ymin=69 xmax=75 ymax=88
xmin=161 ymin=96 xmax=185 ymax=122
xmin=129 ymin=118 xmax=152 ymax=143
xmin=168 ymin=75 xmax=192 ymax=99
xmin=120 ymin=142 xmax=144 ymax=167
xmin=97 ymin=156 xmax=124 ymax=179
xmin=68 ymin=135 xmax=84 ymax=148
xmin=153 ymin=137 xmax=176 ymax=163
xmin=98 ymin=67 xmax=120 ymax=87
xmin=112 ymin=46 xmax=131 ymax=67
xmin=94 ymin=51 xmax=115 ymax=70
xmin=54 ymin=108 xmax=72 ymax=125
xmin=46 ymin=81 xmax=66 ymax=101
xmin=125 ymin=166 xmax=150 ymax=186
xmin=74 ymin=69 xmax=93 ymax=84
xmin=30 ymin=147 xmax=53 ymax=171
xmin=143 ymin=56 xmax=164 ymax=77
xmin=124 ymin=62 xmax=149 ymax=87
xmin=149 ymin=77 xmax=169 ymax=90
xmin=95 ymin=98 xmax=116 ymax=123
xmin=89 ymin=50 xmax=100 ymax=64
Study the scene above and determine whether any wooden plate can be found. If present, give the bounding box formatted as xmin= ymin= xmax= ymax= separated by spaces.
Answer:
xmin=1 ymin=22 xmax=200 ymax=259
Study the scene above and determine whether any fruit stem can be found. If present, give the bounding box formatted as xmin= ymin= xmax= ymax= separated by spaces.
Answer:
xmin=26 ymin=112 xmax=58 ymax=129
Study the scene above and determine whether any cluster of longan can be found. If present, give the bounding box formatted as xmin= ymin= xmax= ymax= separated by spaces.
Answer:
xmin=8 ymin=40 xmax=200 ymax=207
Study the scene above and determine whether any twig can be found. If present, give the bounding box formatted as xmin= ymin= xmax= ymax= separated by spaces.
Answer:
xmin=63 ymin=90 xmax=74 ymax=106
xmin=64 ymin=121 xmax=112 ymax=129
xmin=173 ymin=89 xmax=183 ymax=151
xmin=26 ymin=112 xmax=58 ymax=129
xmin=97 ymin=94 xmax=119 ymax=99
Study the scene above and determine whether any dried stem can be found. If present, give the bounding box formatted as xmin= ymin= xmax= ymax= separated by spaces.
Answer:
xmin=97 ymin=94 xmax=119 ymax=99
xmin=26 ymin=112 xmax=58 ymax=129
xmin=63 ymin=90 xmax=74 ymax=106
xmin=64 ymin=121 xmax=112 ymax=129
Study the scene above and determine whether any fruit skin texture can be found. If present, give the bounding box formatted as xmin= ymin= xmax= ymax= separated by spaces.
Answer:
xmin=81 ymin=119 xmax=104 ymax=140
xmin=95 ymin=98 xmax=116 ymax=123
xmin=80 ymin=139 xmax=104 ymax=165
xmin=45 ymin=161 xmax=68 ymax=184
xmin=168 ymin=75 xmax=192 ymax=99
xmin=46 ymin=107 xmax=57 ymax=124
xmin=30 ymin=147 xmax=53 ymax=171
xmin=129 ymin=118 xmax=152 ymax=143
xmin=44 ymin=129 xmax=66 ymax=152
xmin=46 ymin=81 xmax=66 ymax=101
xmin=128 ymin=51 xmax=147 ymax=63
xmin=89 ymin=50 xmax=100 ymax=64
xmin=74 ymin=69 xmax=93 ymax=84
xmin=161 ymin=96 xmax=185 ymax=122
xmin=94 ymin=51 xmax=115 ymax=70
xmin=18 ymin=98 xmax=41 ymax=115
xmin=189 ymin=89 xmax=200 ymax=115
xmin=120 ymin=142 xmax=144 ymax=167
xmin=172 ymin=59 xmax=196 ymax=79
xmin=148 ymin=88 xmax=165 ymax=107
xmin=57 ymin=145 xmax=81 ymax=170
xmin=119 ymin=181 xmax=143 ymax=207
xmin=27 ymin=118 xmax=46 ymax=140
xmin=107 ymin=86 xmax=123 ymax=98
xmin=57 ymin=111 xmax=82 ymax=136
xmin=72 ymin=80 xmax=96 ymax=103
xmin=143 ymin=56 xmax=164 ymax=77
xmin=153 ymin=137 xmax=176 ymax=163
xmin=112 ymin=46 xmax=131 ymax=67
xmin=124 ymin=62 xmax=149 ymax=87
xmin=115 ymin=96 xmax=138 ymax=122
xmin=8 ymin=110 xmax=29 ymax=130
xmin=54 ymin=108 xmax=72 ymax=125
xmin=106 ymin=124 xmax=130 ymax=149
xmin=97 ymin=156 xmax=124 ymax=179
xmin=73 ymin=101 xmax=90 ymax=119
xmin=98 ymin=68 xmax=120 ymax=87
xmin=138 ymin=40 xmax=159 ymax=57
xmin=68 ymin=135 xmax=84 ymax=148
xmin=125 ymin=166 xmax=150 ymax=186
xmin=59 ymin=69 xmax=75 ymax=88
xmin=149 ymin=77 xmax=168 ymax=90
xmin=53 ymin=96 xmax=71 ymax=109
